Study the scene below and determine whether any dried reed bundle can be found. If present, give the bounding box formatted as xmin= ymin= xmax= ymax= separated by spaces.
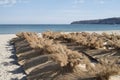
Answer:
xmin=12 ymin=32 xmax=120 ymax=80
xmin=96 ymin=64 xmax=120 ymax=80
xmin=42 ymin=31 xmax=106 ymax=49
xmin=42 ymin=31 xmax=120 ymax=49
xmin=42 ymin=31 xmax=61 ymax=39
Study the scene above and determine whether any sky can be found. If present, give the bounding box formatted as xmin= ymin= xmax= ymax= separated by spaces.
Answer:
xmin=0 ymin=0 xmax=120 ymax=24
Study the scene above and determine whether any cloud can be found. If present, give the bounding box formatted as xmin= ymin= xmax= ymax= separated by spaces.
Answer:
xmin=0 ymin=0 xmax=16 ymax=6
xmin=0 ymin=0 xmax=28 ymax=7
xmin=99 ymin=0 xmax=105 ymax=4
xmin=72 ymin=0 xmax=106 ymax=8
xmin=73 ymin=0 xmax=106 ymax=4
xmin=95 ymin=0 xmax=106 ymax=4
xmin=74 ymin=0 xmax=85 ymax=4
xmin=78 ymin=0 xmax=85 ymax=3
xmin=72 ymin=0 xmax=85 ymax=8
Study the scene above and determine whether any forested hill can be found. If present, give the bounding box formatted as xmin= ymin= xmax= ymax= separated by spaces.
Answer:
xmin=71 ymin=17 xmax=120 ymax=24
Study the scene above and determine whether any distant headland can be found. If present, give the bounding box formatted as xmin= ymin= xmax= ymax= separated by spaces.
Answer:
xmin=71 ymin=17 xmax=120 ymax=24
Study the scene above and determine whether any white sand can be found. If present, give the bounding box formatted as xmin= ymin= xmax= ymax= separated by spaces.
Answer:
xmin=0 ymin=34 xmax=26 ymax=80
xmin=85 ymin=30 xmax=120 ymax=34
xmin=60 ymin=30 xmax=120 ymax=34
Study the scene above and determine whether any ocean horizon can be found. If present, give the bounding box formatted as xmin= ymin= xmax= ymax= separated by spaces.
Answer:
xmin=0 ymin=24 xmax=120 ymax=34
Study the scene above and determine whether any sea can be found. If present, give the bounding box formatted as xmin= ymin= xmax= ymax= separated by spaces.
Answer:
xmin=0 ymin=24 xmax=120 ymax=34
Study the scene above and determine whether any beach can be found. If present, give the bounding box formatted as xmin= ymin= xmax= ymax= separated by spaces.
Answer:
xmin=0 ymin=31 xmax=120 ymax=80
xmin=1 ymin=0 xmax=120 ymax=79
xmin=0 ymin=34 xmax=26 ymax=80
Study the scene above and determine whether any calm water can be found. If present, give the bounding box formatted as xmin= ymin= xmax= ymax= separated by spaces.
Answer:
xmin=0 ymin=24 xmax=120 ymax=34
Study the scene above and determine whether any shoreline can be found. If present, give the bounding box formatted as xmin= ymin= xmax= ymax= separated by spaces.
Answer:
xmin=60 ymin=30 xmax=120 ymax=34
xmin=1 ymin=30 xmax=120 ymax=35
xmin=85 ymin=30 xmax=120 ymax=34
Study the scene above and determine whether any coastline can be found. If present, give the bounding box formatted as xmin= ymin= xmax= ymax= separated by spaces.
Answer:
xmin=85 ymin=30 xmax=120 ymax=34
xmin=60 ymin=30 xmax=120 ymax=34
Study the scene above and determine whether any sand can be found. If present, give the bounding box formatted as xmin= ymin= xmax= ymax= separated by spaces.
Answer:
xmin=0 ymin=30 xmax=120 ymax=80
xmin=0 ymin=34 xmax=26 ymax=80
xmin=86 ymin=30 xmax=120 ymax=34
xmin=61 ymin=30 xmax=120 ymax=34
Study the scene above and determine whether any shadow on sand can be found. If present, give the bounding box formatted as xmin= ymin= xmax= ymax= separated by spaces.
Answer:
xmin=7 ymin=42 xmax=27 ymax=80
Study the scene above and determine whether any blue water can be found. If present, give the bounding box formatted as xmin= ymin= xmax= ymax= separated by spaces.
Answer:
xmin=0 ymin=24 xmax=120 ymax=34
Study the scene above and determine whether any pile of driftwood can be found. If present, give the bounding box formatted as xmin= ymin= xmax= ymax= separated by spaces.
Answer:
xmin=11 ymin=32 xmax=120 ymax=80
